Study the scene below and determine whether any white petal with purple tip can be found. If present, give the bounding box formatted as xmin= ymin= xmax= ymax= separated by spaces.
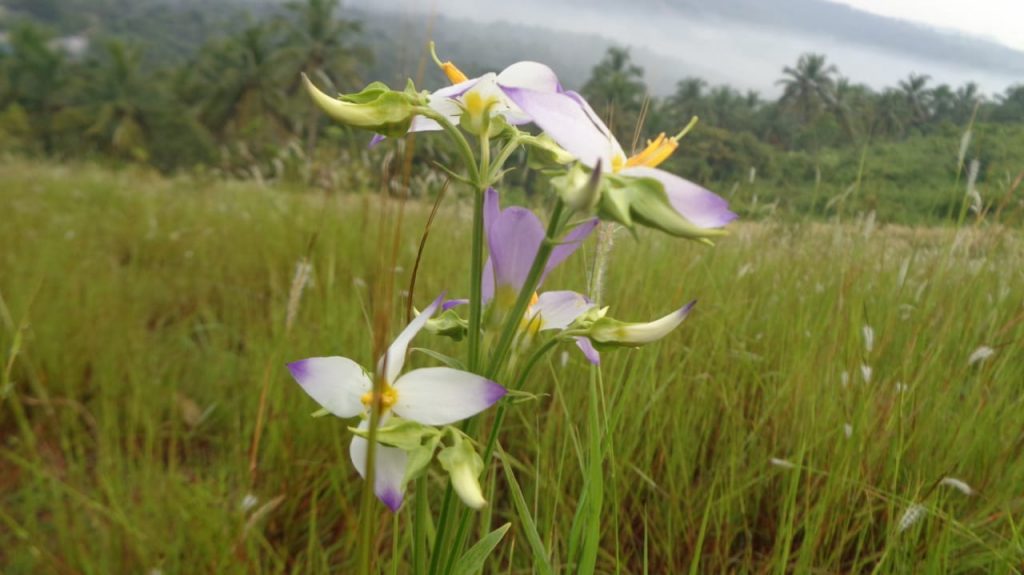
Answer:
xmin=287 ymin=356 xmax=370 ymax=418
xmin=349 ymin=419 xmax=409 ymax=512
xmin=619 ymin=166 xmax=737 ymax=229
xmin=392 ymin=367 xmax=506 ymax=425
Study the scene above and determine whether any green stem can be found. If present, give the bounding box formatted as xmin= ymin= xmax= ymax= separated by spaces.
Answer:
xmin=442 ymin=337 xmax=562 ymax=572
xmin=357 ymin=374 xmax=386 ymax=575
xmin=414 ymin=107 xmax=480 ymax=184
xmin=413 ymin=476 xmax=429 ymax=575
xmin=578 ymin=365 xmax=605 ymax=574
xmin=486 ymin=135 xmax=521 ymax=183
xmin=467 ymin=188 xmax=486 ymax=372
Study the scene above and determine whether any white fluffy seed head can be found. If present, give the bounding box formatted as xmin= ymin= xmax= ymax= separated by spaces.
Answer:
xmin=897 ymin=503 xmax=926 ymax=533
xmin=957 ymin=129 xmax=972 ymax=168
xmin=770 ymin=457 xmax=796 ymax=470
xmin=968 ymin=346 xmax=995 ymax=365
xmin=862 ymin=325 xmax=875 ymax=353
xmin=860 ymin=364 xmax=873 ymax=384
xmin=939 ymin=477 xmax=974 ymax=496
xmin=286 ymin=259 xmax=313 ymax=333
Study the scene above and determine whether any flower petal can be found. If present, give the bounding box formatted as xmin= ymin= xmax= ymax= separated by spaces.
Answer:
xmin=487 ymin=206 xmax=545 ymax=295
xmin=482 ymin=257 xmax=495 ymax=305
xmin=442 ymin=298 xmax=469 ymax=312
xmin=392 ymin=367 xmax=506 ymax=425
xmin=619 ymin=166 xmax=737 ymax=229
xmin=384 ymin=293 xmax=445 ymax=383
xmin=501 ymin=87 xmax=620 ymax=169
xmin=349 ymin=419 xmax=409 ymax=512
xmin=496 ymin=61 xmax=561 ymax=93
xmin=287 ymin=356 xmax=370 ymax=418
xmin=530 ymin=290 xmax=593 ymax=331
xmin=575 ymin=336 xmax=601 ymax=365
xmin=544 ymin=218 xmax=598 ymax=282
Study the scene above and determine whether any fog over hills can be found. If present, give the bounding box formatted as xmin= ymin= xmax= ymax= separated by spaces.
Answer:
xmin=348 ymin=0 xmax=1024 ymax=96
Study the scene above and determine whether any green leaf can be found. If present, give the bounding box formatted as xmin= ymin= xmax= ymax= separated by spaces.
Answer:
xmin=411 ymin=347 xmax=467 ymax=371
xmin=449 ymin=523 xmax=511 ymax=575
xmin=500 ymin=451 xmax=553 ymax=575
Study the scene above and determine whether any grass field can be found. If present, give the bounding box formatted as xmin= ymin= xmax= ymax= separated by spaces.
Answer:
xmin=1 ymin=159 xmax=1023 ymax=573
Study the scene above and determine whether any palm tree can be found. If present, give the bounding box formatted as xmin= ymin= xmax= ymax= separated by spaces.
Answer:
xmin=1 ymin=23 xmax=67 ymax=152
xmin=898 ymin=73 xmax=931 ymax=127
xmin=277 ymin=0 xmax=367 ymax=152
xmin=194 ymin=22 xmax=289 ymax=141
xmin=581 ymin=47 xmax=648 ymax=145
xmin=777 ymin=53 xmax=838 ymax=126
xmin=954 ymin=82 xmax=982 ymax=123
xmin=75 ymin=41 xmax=154 ymax=161
xmin=929 ymin=84 xmax=956 ymax=125
xmin=871 ymin=89 xmax=909 ymax=139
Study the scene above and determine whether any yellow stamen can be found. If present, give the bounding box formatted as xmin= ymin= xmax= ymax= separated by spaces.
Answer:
xmin=361 ymin=386 xmax=399 ymax=411
xmin=624 ymin=132 xmax=677 ymax=169
xmin=429 ymin=41 xmax=468 ymax=85
xmin=442 ymin=62 xmax=468 ymax=84
xmin=519 ymin=292 xmax=543 ymax=334
xmin=618 ymin=117 xmax=699 ymax=172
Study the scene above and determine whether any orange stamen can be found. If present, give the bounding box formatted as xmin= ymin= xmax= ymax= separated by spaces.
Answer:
xmin=625 ymin=132 xmax=678 ymax=169
xmin=442 ymin=62 xmax=468 ymax=84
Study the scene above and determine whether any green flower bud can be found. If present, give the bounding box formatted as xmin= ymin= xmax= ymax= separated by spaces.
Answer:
xmin=303 ymin=75 xmax=424 ymax=137
xmin=551 ymin=161 xmax=603 ymax=212
xmin=587 ymin=302 xmax=695 ymax=348
xmin=437 ymin=438 xmax=486 ymax=510
xmin=600 ymin=175 xmax=726 ymax=242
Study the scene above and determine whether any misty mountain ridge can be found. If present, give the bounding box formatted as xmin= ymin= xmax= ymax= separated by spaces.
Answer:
xmin=349 ymin=0 xmax=1024 ymax=96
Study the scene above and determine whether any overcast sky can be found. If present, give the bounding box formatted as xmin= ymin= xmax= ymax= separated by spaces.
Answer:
xmin=830 ymin=0 xmax=1024 ymax=51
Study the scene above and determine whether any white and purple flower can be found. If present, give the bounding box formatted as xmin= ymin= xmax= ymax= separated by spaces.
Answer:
xmin=370 ymin=53 xmax=563 ymax=145
xmin=501 ymin=85 xmax=737 ymax=232
xmin=286 ymin=294 xmax=506 ymax=511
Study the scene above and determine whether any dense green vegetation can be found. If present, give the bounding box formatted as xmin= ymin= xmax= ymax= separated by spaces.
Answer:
xmin=2 ymin=160 xmax=1023 ymax=572
xmin=1 ymin=0 xmax=1023 ymax=224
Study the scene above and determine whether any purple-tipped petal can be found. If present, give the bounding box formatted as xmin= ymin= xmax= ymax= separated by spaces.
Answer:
xmin=530 ymin=290 xmax=594 ymax=331
xmin=383 ymin=293 xmax=445 ymax=383
xmin=488 ymin=206 xmax=545 ymax=295
xmin=502 ymin=87 xmax=622 ymax=170
xmin=442 ymin=298 xmax=469 ymax=312
xmin=349 ymin=419 xmax=409 ymax=512
xmin=544 ymin=218 xmax=598 ymax=281
xmin=575 ymin=337 xmax=601 ymax=365
xmin=287 ymin=356 xmax=370 ymax=418
xmin=392 ymin=367 xmax=506 ymax=425
xmin=620 ymin=167 xmax=737 ymax=229
xmin=369 ymin=134 xmax=386 ymax=147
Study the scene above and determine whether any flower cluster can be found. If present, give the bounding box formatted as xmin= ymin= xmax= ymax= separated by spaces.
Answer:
xmin=288 ymin=46 xmax=735 ymax=513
